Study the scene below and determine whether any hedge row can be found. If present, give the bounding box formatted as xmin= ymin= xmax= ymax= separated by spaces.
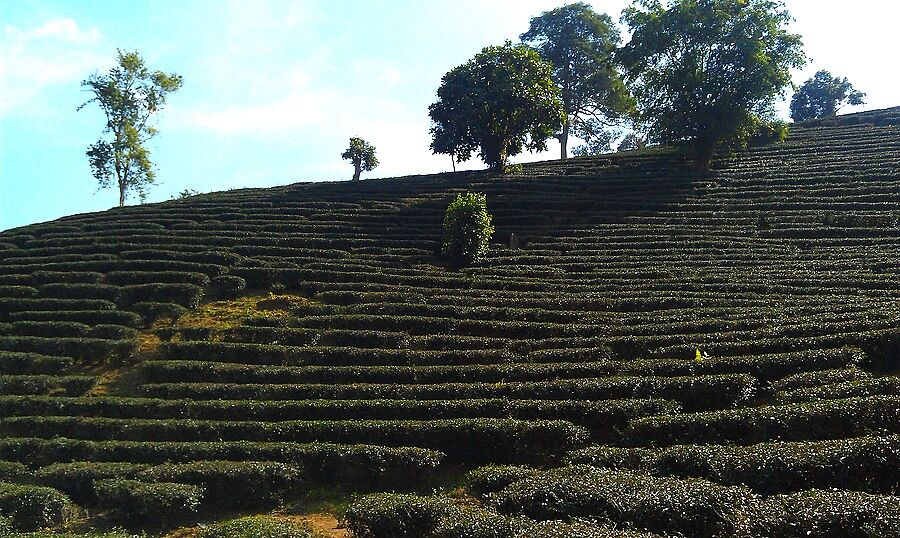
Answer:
xmin=0 ymin=352 xmax=72 ymax=375
xmin=567 ymin=435 xmax=900 ymax=494
xmin=103 ymin=270 xmax=211 ymax=286
xmin=135 ymin=460 xmax=303 ymax=509
xmin=776 ymin=377 xmax=900 ymax=403
xmin=8 ymin=309 xmax=143 ymax=327
xmin=0 ymin=482 xmax=73 ymax=531
xmin=0 ymin=298 xmax=116 ymax=321
xmin=0 ymin=396 xmax=678 ymax=437
xmin=770 ymin=367 xmax=873 ymax=391
xmin=343 ymin=493 xmax=663 ymax=538
xmin=139 ymin=359 xmax=620 ymax=385
xmin=141 ymin=374 xmax=755 ymax=411
xmin=0 ymin=416 xmax=588 ymax=463
xmin=490 ymin=465 xmax=760 ymax=537
xmin=627 ymin=396 xmax=900 ymax=446
xmin=197 ymin=516 xmax=323 ymax=538
xmin=0 ymin=375 xmax=95 ymax=397
xmin=0 ymin=437 xmax=443 ymax=484
xmin=35 ymin=461 xmax=148 ymax=504
xmin=0 ymin=336 xmax=136 ymax=363
xmin=750 ymin=488 xmax=900 ymax=537
xmin=94 ymin=479 xmax=201 ymax=527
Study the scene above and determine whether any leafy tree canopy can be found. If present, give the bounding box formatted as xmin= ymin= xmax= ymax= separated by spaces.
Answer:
xmin=571 ymin=118 xmax=618 ymax=156
xmin=443 ymin=192 xmax=494 ymax=265
xmin=790 ymin=70 xmax=866 ymax=122
xmin=79 ymin=49 xmax=182 ymax=206
xmin=429 ymin=42 xmax=564 ymax=170
xmin=520 ymin=2 xmax=633 ymax=159
xmin=341 ymin=137 xmax=379 ymax=181
xmin=618 ymin=0 xmax=805 ymax=170
xmin=617 ymin=132 xmax=648 ymax=152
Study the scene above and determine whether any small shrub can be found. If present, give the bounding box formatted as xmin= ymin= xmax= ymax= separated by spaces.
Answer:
xmin=210 ymin=276 xmax=246 ymax=299
xmin=94 ymin=479 xmax=202 ymax=526
xmin=198 ymin=515 xmax=323 ymax=538
xmin=0 ymin=482 xmax=73 ymax=531
xmin=464 ymin=465 xmax=538 ymax=499
xmin=343 ymin=493 xmax=450 ymax=538
xmin=35 ymin=462 xmax=148 ymax=504
xmin=442 ymin=193 xmax=494 ymax=264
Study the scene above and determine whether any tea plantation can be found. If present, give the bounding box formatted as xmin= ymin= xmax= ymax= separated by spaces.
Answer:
xmin=0 ymin=107 xmax=898 ymax=536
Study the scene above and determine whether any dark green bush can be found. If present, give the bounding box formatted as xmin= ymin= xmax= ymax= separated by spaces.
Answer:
xmin=343 ymin=493 xmax=450 ymax=538
xmin=197 ymin=515 xmax=323 ymax=538
xmin=35 ymin=462 xmax=148 ymax=504
xmin=128 ymin=302 xmax=187 ymax=323
xmin=464 ymin=465 xmax=538 ymax=499
xmin=0 ymin=352 xmax=73 ymax=375
xmin=136 ymin=460 xmax=303 ymax=509
xmin=8 ymin=310 xmax=142 ymax=327
xmin=0 ymin=482 xmax=73 ymax=531
xmin=0 ymin=461 xmax=29 ymax=482
xmin=751 ymin=489 xmax=900 ymax=537
xmin=0 ymin=287 xmax=38 ymax=298
xmin=37 ymin=283 xmax=121 ymax=301
xmin=491 ymin=465 xmax=761 ymax=537
xmin=209 ymin=276 xmax=246 ymax=299
xmin=117 ymin=284 xmax=204 ymax=308
xmin=94 ymin=478 xmax=202 ymax=526
xmin=771 ymin=367 xmax=872 ymax=392
xmin=442 ymin=193 xmax=494 ymax=264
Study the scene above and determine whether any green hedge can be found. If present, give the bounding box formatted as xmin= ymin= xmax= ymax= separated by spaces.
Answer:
xmin=117 ymin=283 xmax=204 ymax=308
xmin=491 ymin=465 xmax=761 ymax=537
xmin=0 ymin=375 xmax=95 ymax=397
xmin=752 ymin=489 xmax=900 ymax=537
xmin=0 ymin=438 xmax=443 ymax=485
xmin=8 ymin=310 xmax=142 ymax=327
xmin=197 ymin=515 xmax=322 ymax=538
xmin=776 ymin=377 xmax=900 ymax=403
xmin=0 ymin=337 xmax=136 ymax=363
xmin=0 ymin=482 xmax=73 ymax=531
xmin=0 ymin=416 xmax=588 ymax=463
xmin=567 ymin=435 xmax=900 ymax=494
xmin=94 ymin=478 xmax=202 ymax=526
xmin=0 ymin=353 xmax=72 ymax=375
xmin=37 ymin=283 xmax=121 ymax=301
xmin=0 ymin=461 xmax=29 ymax=482
xmin=35 ymin=462 xmax=148 ymax=504
xmin=464 ymin=465 xmax=538 ymax=499
xmin=771 ymin=367 xmax=872 ymax=392
xmin=627 ymin=396 xmax=900 ymax=446
xmin=103 ymin=271 xmax=211 ymax=286
xmin=136 ymin=460 xmax=303 ymax=509
xmin=343 ymin=493 xmax=451 ymax=538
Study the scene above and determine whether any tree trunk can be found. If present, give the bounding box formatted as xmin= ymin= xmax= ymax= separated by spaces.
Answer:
xmin=559 ymin=120 xmax=570 ymax=160
xmin=451 ymin=155 xmax=456 ymax=172
xmin=352 ymin=158 xmax=362 ymax=181
xmin=119 ymin=187 xmax=125 ymax=207
xmin=693 ymin=138 xmax=714 ymax=172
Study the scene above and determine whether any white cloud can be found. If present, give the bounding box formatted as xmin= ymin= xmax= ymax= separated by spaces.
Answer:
xmin=180 ymin=92 xmax=332 ymax=134
xmin=0 ymin=18 xmax=105 ymax=116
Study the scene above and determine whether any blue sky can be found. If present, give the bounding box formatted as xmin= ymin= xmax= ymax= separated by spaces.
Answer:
xmin=1 ymin=0 xmax=898 ymax=231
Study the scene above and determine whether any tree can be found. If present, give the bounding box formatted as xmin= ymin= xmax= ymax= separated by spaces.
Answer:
xmin=618 ymin=0 xmax=805 ymax=171
xmin=79 ymin=50 xmax=182 ymax=206
xmin=790 ymin=70 xmax=866 ymax=122
xmin=341 ymin=137 xmax=379 ymax=181
xmin=443 ymin=192 xmax=494 ymax=265
xmin=617 ymin=132 xmax=648 ymax=152
xmin=429 ymin=42 xmax=564 ymax=170
xmin=520 ymin=2 xmax=633 ymax=159
xmin=571 ymin=118 xmax=618 ymax=156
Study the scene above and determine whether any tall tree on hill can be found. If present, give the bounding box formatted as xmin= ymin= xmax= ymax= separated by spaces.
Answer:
xmin=429 ymin=42 xmax=564 ymax=170
xmin=342 ymin=137 xmax=379 ymax=181
xmin=520 ymin=2 xmax=633 ymax=159
xmin=79 ymin=50 xmax=183 ymax=206
xmin=790 ymin=70 xmax=866 ymax=122
xmin=618 ymin=0 xmax=806 ymax=171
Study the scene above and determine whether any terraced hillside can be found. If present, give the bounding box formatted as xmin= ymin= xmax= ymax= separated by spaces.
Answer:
xmin=0 ymin=107 xmax=899 ymax=536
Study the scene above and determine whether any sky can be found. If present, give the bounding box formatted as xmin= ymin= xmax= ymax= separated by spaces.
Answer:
xmin=1 ymin=0 xmax=898 ymax=231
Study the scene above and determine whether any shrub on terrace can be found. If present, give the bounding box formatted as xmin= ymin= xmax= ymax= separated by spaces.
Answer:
xmin=0 ymin=482 xmax=74 ymax=531
xmin=197 ymin=515 xmax=325 ymax=538
xmin=94 ymin=479 xmax=202 ymax=526
xmin=442 ymin=193 xmax=494 ymax=265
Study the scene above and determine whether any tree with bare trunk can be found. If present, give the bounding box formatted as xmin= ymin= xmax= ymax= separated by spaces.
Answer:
xmin=342 ymin=137 xmax=378 ymax=181
xmin=521 ymin=2 xmax=632 ymax=160
xmin=79 ymin=50 xmax=182 ymax=206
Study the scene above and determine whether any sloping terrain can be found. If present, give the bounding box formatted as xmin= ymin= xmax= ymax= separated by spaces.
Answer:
xmin=0 ymin=107 xmax=898 ymax=536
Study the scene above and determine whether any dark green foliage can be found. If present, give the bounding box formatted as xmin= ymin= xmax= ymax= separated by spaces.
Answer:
xmin=791 ymin=70 xmax=866 ymax=122
xmin=0 ymin=461 xmax=29 ymax=483
xmin=198 ymin=516 xmax=322 ymax=538
xmin=0 ymin=352 xmax=73 ymax=375
xmin=117 ymin=283 xmax=204 ymax=308
xmin=210 ymin=276 xmax=246 ymax=299
xmin=136 ymin=461 xmax=303 ymax=509
xmin=519 ymin=2 xmax=632 ymax=159
xmin=342 ymin=138 xmax=379 ymax=181
xmin=464 ymin=465 xmax=538 ymax=499
xmin=35 ymin=462 xmax=148 ymax=504
xmin=755 ymin=489 xmax=900 ymax=537
xmin=771 ymin=367 xmax=872 ymax=392
xmin=37 ymin=283 xmax=122 ymax=301
xmin=128 ymin=301 xmax=187 ymax=323
xmin=104 ymin=271 xmax=210 ymax=286
xmin=79 ymin=50 xmax=183 ymax=206
xmin=343 ymin=493 xmax=451 ymax=538
xmin=0 ymin=286 xmax=38 ymax=298
xmin=0 ymin=336 xmax=136 ymax=364
xmin=94 ymin=479 xmax=202 ymax=526
xmin=491 ymin=465 xmax=760 ymax=537
xmin=9 ymin=310 xmax=142 ymax=328
xmin=0 ymin=375 xmax=95 ymax=396
xmin=0 ymin=482 xmax=73 ymax=531
xmin=429 ymin=42 xmax=564 ymax=169
xmin=568 ymin=435 xmax=900 ymax=494
xmin=619 ymin=0 xmax=806 ymax=169
xmin=442 ymin=193 xmax=494 ymax=264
